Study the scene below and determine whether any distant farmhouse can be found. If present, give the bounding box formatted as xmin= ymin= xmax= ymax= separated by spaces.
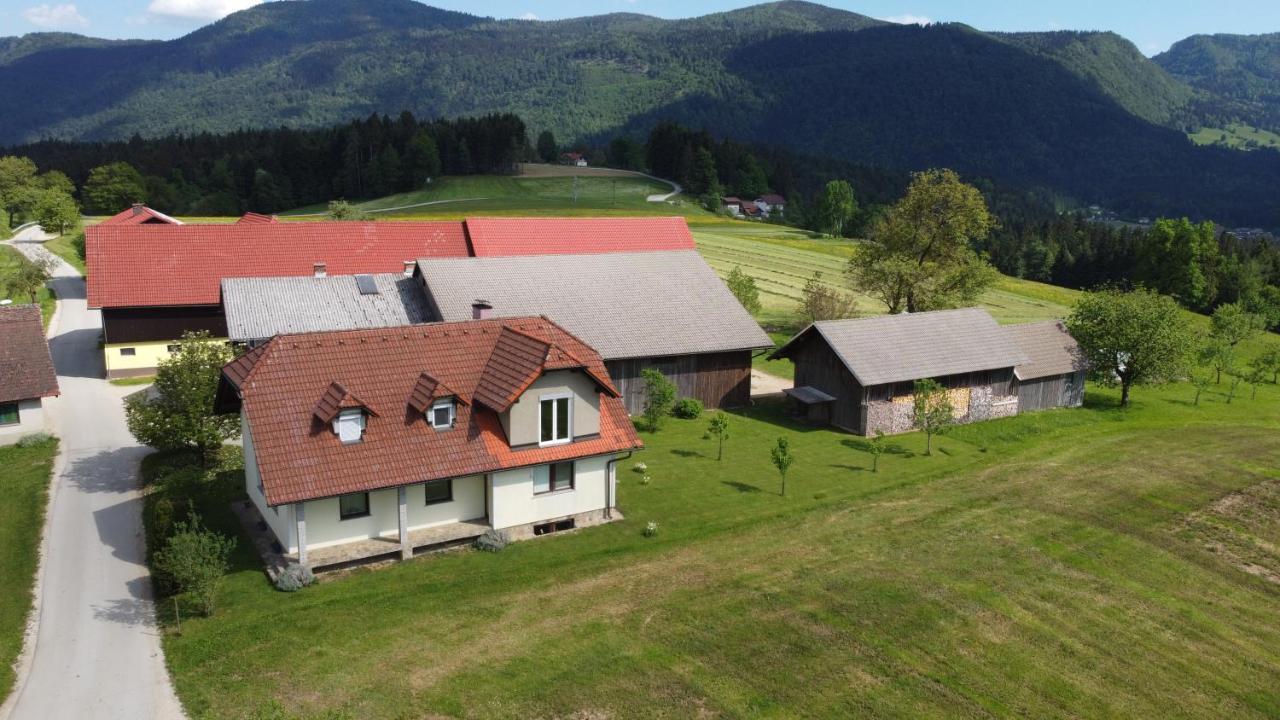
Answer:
xmin=215 ymin=316 xmax=642 ymax=569
xmin=0 ymin=305 xmax=59 ymax=445
xmin=722 ymin=194 xmax=785 ymax=219
xmin=561 ymin=151 xmax=588 ymax=167
xmin=99 ymin=203 xmax=182 ymax=226
xmin=771 ymin=308 xmax=1083 ymax=435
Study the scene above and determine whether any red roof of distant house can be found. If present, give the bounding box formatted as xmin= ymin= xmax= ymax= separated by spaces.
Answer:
xmin=86 ymin=221 xmax=469 ymax=309
xmin=99 ymin=204 xmax=183 ymax=226
xmin=758 ymin=194 xmax=786 ymax=205
xmin=465 ymin=216 xmax=695 ymax=257
xmin=0 ymin=305 xmax=59 ymax=403
xmin=220 ymin=316 xmax=641 ymax=505
xmin=236 ymin=212 xmax=278 ymax=224
xmin=721 ymin=196 xmax=742 ymax=205
xmin=740 ymin=201 xmax=760 ymax=216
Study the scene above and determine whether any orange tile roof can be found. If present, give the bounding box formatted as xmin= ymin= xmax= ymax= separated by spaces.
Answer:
xmin=86 ymin=221 xmax=469 ymax=308
xmin=465 ymin=216 xmax=695 ymax=256
xmin=222 ymin=316 xmax=640 ymax=505
xmin=99 ymin=204 xmax=182 ymax=225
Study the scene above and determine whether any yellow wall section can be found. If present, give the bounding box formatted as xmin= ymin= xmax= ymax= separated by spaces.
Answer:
xmin=104 ymin=338 xmax=228 ymax=378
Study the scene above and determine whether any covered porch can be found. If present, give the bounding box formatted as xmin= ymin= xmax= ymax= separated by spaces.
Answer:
xmin=292 ymin=517 xmax=491 ymax=570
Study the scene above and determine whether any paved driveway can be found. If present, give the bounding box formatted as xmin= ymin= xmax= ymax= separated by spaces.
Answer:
xmin=2 ymin=228 xmax=183 ymax=719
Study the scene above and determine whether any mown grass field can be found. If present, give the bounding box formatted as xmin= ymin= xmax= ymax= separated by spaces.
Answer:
xmin=158 ymin=378 xmax=1280 ymax=719
xmin=282 ymin=173 xmax=703 ymax=219
xmin=1189 ymin=123 xmax=1280 ymax=151
xmin=0 ymin=245 xmax=56 ymax=326
xmin=0 ymin=438 xmax=57 ymax=704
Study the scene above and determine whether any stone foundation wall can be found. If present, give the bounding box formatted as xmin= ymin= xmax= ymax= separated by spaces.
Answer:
xmin=864 ymin=384 xmax=1020 ymax=436
xmin=502 ymin=508 xmax=616 ymax=541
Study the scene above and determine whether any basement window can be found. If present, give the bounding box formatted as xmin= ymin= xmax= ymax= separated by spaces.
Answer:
xmin=533 ymin=518 xmax=576 ymax=536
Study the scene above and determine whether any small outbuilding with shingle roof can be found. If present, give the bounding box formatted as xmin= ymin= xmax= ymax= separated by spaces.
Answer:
xmin=1004 ymin=320 xmax=1086 ymax=412
xmin=0 ymin=304 xmax=59 ymax=444
xmin=221 ymin=272 xmax=433 ymax=345
xmin=769 ymin=308 xmax=1030 ymax=435
xmin=416 ymin=250 xmax=773 ymax=413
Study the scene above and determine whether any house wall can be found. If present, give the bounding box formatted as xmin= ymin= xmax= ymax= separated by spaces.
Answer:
xmin=489 ymin=454 xmax=610 ymax=531
xmin=787 ymin=334 xmax=865 ymax=433
xmin=242 ymin=412 xmax=296 ymax=550
xmin=0 ymin=398 xmax=47 ymax=445
xmin=296 ymin=475 xmax=485 ymax=552
xmin=503 ymin=370 xmax=601 ymax=446
xmin=606 ymin=350 xmax=752 ymax=414
xmin=1015 ymin=370 xmax=1085 ymax=412
xmin=862 ymin=368 xmax=1019 ymax=436
xmin=102 ymin=305 xmax=229 ymax=378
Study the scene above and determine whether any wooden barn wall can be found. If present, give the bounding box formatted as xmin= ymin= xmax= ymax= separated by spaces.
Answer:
xmin=1015 ymin=370 xmax=1085 ymax=412
xmin=787 ymin=333 xmax=864 ymax=433
xmin=103 ymin=305 xmax=228 ymax=344
xmin=606 ymin=351 xmax=752 ymax=414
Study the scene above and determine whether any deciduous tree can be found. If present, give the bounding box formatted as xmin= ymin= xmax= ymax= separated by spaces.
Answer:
xmin=4 ymin=251 xmax=55 ymax=304
xmin=84 ymin=162 xmax=146 ymax=214
xmin=154 ymin=512 xmax=234 ymax=616
xmin=125 ymin=331 xmax=240 ymax=463
xmin=798 ymin=272 xmax=857 ymax=324
xmin=911 ymin=379 xmax=954 ymax=456
xmin=725 ymin=266 xmax=761 ymax=316
xmin=817 ymin=179 xmax=856 ymax=238
xmin=640 ymin=368 xmax=676 ymax=432
xmin=847 ymin=169 xmax=997 ymax=313
xmin=1066 ymin=287 xmax=1191 ymax=406
xmin=32 ymin=189 xmax=79 ymax=234
xmin=706 ymin=412 xmax=729 ymax=461
xmin=770 ymin=436 xmax=794 ymax=497
xmin=536 ymin=130 xmax=559 ymax=163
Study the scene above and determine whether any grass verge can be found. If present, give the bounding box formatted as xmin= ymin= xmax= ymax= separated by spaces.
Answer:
xmin=0 ymin=436 xmax=58 ymax=703
xmin=0 ymin=246 xmax=55 ymax=327
xmin=155 ymin=380 xmax=1280 ymax=718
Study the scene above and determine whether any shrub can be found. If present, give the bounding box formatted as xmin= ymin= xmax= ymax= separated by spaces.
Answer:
xmin=640 ymin=474 xmax=652 ymax=486
xmin=643 ymin=521 xmax=659 ymax=537
xmin=672 ymin=397 xmax=704 ymax=419
xmin=153 ymin=512 xmax=235 ymax=616
xmin=632 ymin=461 xmax=647 ymax=473
xmin=640 ymin=368 xmax=676 ymax=432
xmin=274 ymin=563 xmax=316 ymax=592
xmin=15 ymin=432 xmax=53 ymax=448
xmin=475 ymin=528 xmax=509 ymax=553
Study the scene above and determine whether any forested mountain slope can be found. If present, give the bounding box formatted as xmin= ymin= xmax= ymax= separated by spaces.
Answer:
xmin=1156 ymin=33 xmax=1280 ymax=132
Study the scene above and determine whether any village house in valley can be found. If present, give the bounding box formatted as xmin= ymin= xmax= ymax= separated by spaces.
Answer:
xmin=215 ymin=316 xmax=642 ymax=569
xmin=85 ymin=215 xmax=696 ymax=377
xmin=415 ymin=250 xmax=772 ymax=412
xmin=771 ymin=308 xmax=1083 ymax=435
xmin=0 ymin=304 xmax=59 ymax=444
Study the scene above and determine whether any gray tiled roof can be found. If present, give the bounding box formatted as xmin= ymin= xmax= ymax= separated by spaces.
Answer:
xmin=416 ymin=250 xmax=772 ymax=360
xmin=1003 ymin=320 xmax=1084 ymax=380
xmin=221 ymin=274 xmax=433 ymax=342
xmin=774 ymin=307 xmax=1028 ymax=386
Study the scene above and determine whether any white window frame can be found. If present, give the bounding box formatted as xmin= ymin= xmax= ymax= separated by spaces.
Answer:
xmin=333 ymin=408 xmax=366 ymax=444
xmin=429 ymin=399 xmax=455 ymax=430
xmin=538 ymin=392 xmax=573 ymax=447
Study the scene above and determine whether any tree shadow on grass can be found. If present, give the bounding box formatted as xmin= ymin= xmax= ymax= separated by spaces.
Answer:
xmin=670 ymin=449 xmax=705 ymax=458
xmin=721 ymin=481 xmax=763 ymax=493
xmin=840 ymin=437 xmax=915 ymax=458
xmin=828 ymin=464 xmax=867 ymax=472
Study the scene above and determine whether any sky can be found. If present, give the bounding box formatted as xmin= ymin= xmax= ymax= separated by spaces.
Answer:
xmin=1 ymin=0 xmax=1277 ymax=56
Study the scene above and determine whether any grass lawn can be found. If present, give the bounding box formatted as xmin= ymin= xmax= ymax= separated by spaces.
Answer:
xmin=1189 ymin=123 xmax=1280 ymax=151
xmin=0 ymin=437 xmax=58 ymax=704
xmin=282 ymin=175 xmax=711 ymax=219
xmin=158 ymin=378 xmax=1280 ymax=719
xmin=0 ymin=245 xmax=56 ymax=327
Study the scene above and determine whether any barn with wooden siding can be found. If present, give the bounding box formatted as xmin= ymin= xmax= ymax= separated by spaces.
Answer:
xmin=1004 ymin=320 xmax=1086 ymax=412
xmin=770 ymin=308 xmax=1030 ymax=435
xmin=415 ymin=250 xmax=772 ymax=413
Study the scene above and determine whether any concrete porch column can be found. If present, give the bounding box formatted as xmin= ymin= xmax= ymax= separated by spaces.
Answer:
xmin=295 ymin=502 xmax=308 ymax=566
xmin=398 ymin=486 xmax=411 ymax=560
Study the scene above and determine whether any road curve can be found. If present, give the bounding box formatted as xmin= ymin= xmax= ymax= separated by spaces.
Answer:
xmin=1 ymin=227 xmax=184 ymax=719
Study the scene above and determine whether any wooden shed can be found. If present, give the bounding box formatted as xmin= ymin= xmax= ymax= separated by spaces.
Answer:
xmin=770 ymin=308 xmax=1029 ymax=435
xmin=1003 ymin=321 xmax=1086 ymax=411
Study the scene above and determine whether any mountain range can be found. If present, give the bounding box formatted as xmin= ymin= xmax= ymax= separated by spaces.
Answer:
xmin=2 ymin=0 xmax=1280 ymax=225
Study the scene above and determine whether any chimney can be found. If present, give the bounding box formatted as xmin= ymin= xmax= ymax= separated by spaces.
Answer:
xmin=472 ymin=300 xmax=492 ymax=320
xmin=313 ymin=262 xmax=327 ymax=278
xmin=403 ymin=260 xmax=416 ymax=277
xmin=131 ymin=203 xmax=144 ymax=216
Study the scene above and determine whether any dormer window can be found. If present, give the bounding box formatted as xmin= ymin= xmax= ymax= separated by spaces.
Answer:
xmin=539 ymin=393 xmax=572 ymax=446
xmin=429 ymin=399 xmax=455 ymax=430
xmin=334 ymin=408 xmax=366 ymax=444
